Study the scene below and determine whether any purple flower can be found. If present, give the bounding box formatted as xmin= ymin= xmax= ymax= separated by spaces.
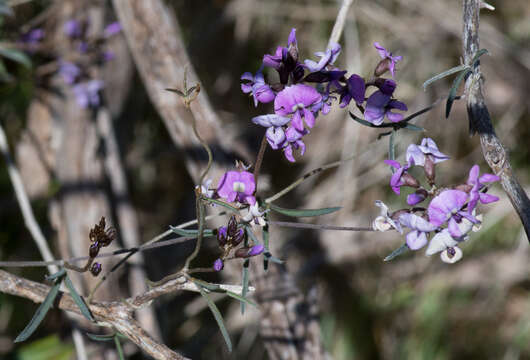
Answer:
xmin=384 ymin=158 xmax=417 ymax=195
xmin=249 ymin=244 xmax=264 ymax=256
xmin=399 ymin=213 xmax=438 ymax=250
xmin=339 ymin=74 xmax=366 ymax=108
xmin=213 ymin=258 xmax=224 ymax=271
xmin=406 ymin=138 xmax=449 ymax=166
xmin=263 ymin=28 xmax=300 ymax=84
xmin=283 ymin=126 xmax=307 ymax=163
xmin=72 ymin=80 xmax=104 ymax=108
xmin=64 ymin=19 xmax=82 ymax=38
xmin=217 ymin=170 xmax=256 ymax=205
xmin=304 ymin=43 xmax=341 ymax=72
xmin=58 ymin=61 xmax=81 ymax=84
xmin=311 ymin=92 xmax=334 ymax=115
xmin=252 ymin=114 xmax=291 ymax=150
xmin=428 ymin=189 xmax=478 ymax=238
xmin=407 ymin=189 xmax=428 ymax=206
xmin=241 ymin=69 xmax=275 ymax=107
xmin=21 ymin=28 xmax=44 ymax=44
xmin=235 ymin=244 xmax=265 ymax=258
xmin=104 ymin=22 xmax=121 ymax=38
xmin=274 ymin=84 xmax=321 ymax=132
xmin=364 ymin=89 xmax=407 ymax=125
xmin=466 ymin=165 xmax=500 ymax=213
xmin=372 ymin=200 xmax=403 ymax=233
xmin=374 ymin=42 xmax=402 ymax=77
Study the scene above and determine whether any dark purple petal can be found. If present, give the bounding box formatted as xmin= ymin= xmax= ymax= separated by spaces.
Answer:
xmin=364 ymin=91 xmax=390 ymax=125
xmin=213 ymin=258 xmax=224 ymax=271
xmin=248 ymin=244 xmax=264 ymax=256
xmin=386 ymin=111 xmax=404 ymax=123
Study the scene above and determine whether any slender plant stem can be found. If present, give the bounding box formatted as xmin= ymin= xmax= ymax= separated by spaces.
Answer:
xmin=253 ymin=134 xmax=268 ymax=187
xmin=182 ymin=196 xmax=206 ymax=271
xmin=328 ymin=0 xmax=354 ymax=47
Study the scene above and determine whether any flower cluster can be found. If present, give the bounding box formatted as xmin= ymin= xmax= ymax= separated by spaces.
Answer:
xmin=374 ymin=138 xmax=500 ymax=263
xmin=243 ymin=29 xmax=408 ymax=162
xmin=212 ymin=215 xmax=264 ymax=271
xmin=57 ymin=19 xmax=121 ymax=108
xmin=87 ymin=216 xmax=116 ymax=276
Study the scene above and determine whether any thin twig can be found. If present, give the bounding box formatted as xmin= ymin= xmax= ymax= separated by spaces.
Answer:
xmin=0 ymin=123 xmax=58 ymax=274
xmin=328 ymin=0 xmax=354 ymax=47
xmin=253 ymin=134 xmax=268 ymax=188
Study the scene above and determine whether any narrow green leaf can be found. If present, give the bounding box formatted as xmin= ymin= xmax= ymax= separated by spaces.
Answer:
xmin=198 ymin=287 xmax=232 ymax=352
xmin=241 ymin=259 xmax=249 ymax=315
xmin=192 ymin=278 xmax=223 ymax=292
xmin=402 ymin=123 xmax=425 ymax=132
xmin=446 ymin=68 xmax=470 ymax=118
xmin=44 ymin=268 xmax=66 ymax=281
xmin=383 ymin=243 xmax=409 ymax=262
xmin=349 ymin=112 xmax=378 ymax=128
xmin=376 ymin=131 xmax=392 ymax=140
xmin=225 ymin=290 xmax=257 ymax=307
xmin=114 ymin=336 xmax=125 ymax=360
xmin=471 ymin=48 xmax=488 ymax=65
xmin=269 ymin=204 xmax=341 ymax=217
xmin=15 ymin=280 xmax=62 ymax=342
xmin=201 ymin=197 xmax=240 ymax=213
xmin=264 ymin=252 xmax=284 ymax=264
xmin=0 ymin=46 xmax=31 ymax=68
xmin=64 ymin=275 xmax=94 ymax=321
xmin=422 ymin=64 xmax=468 ymax=90
xmin=169 ymin=226 xmax=214 ymax=238
xmin=389 ymin=130 xmax=396 ymax=162
xmin=244 ymin=225 xmax=259 ymax=244
xmin=86 ymin=333 xmax=116 ymax=342
xmin=165 ymin=88 xmax=184 ymax=97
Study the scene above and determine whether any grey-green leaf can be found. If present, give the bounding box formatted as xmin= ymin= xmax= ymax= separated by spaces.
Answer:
xmin=389 ymin=130 xmax=396 ymax=162
xmin=383 ymin=243 xmax=409 ymax=262
xmin=422 ymin=64 xmax=468 ymax=90
xmin=45 ymin=268 xmax=66 ymax=281
xmin=471 ymin=48 xmax=488 ymax=65
xmin=86 ymin=333 xmax=116 ymax=342
xmin=350 ymin=112 xmax=378 ymax=128
xmin=0 ymin=46 xmax=31 ymax=68
xmin=402 ymin=123 xmax=425 ymax=132
xmin=114 ymin=336 xmax=125 ymax=360
xmin=15 ymin=280 xmax=62 ymax=342
xmin=269 ymin=204 xmax=341 ymax=217
xmin=446 ymin=68 xmax=470 ymax=118
xmin=201 ymin=197 xmax=240 ymax=213
xmin=198 ymin=287 xmax=232 ymax=352
xmin=169 ymin=226 xmax=214 ymax=238
xmin=64 ymin=275 xmax=94 ymax=321
xmin=225 ymin=290 xmax=257 ymax=307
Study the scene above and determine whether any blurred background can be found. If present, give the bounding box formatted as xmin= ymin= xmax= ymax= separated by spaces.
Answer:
xmin=0 ymin=0 xmax=529 ymax=359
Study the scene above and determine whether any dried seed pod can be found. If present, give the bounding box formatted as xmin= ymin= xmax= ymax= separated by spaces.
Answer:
xmin=231 ymin=229 xmax=245 ymax=247
xmin=424 ymin=156 xmax=436 ymax=185
xmin=227 ymin=215 xmax=238 ymax=237
xmin=89 ymin=242 xmax=100 ymax=258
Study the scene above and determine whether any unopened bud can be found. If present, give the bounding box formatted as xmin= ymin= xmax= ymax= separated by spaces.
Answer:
xmin=455 ymin=184 xmax=473 ymax=193
xmin=231 ymin=229 xmax=245 ymax=247
xmin=402 ymin=173 xmax=420 ymax=188
xmin=407 ymin=189 xmax=428 ymax=206
xmin=227 ymin=216 xmax=238 ymax=237
xmin=374 ymin=58 xmax=391 ymax=77
xmin=213 ymin=258 xmax=224 ymax=272
xmin=89 ymin=242 xmax=100 ymax=258
xmin=235 ymin=244 xmax=264 ymax=258
xmin=90 ymin=262 xmax=102 ymax=277
xmin=424 ymin=156 xmax=436 ymax=184
xmin=217 ymin=226 xmax=228 ymax=247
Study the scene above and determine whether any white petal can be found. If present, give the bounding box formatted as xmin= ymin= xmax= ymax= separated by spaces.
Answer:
xmin=425 ymin=230 xmax=458 ymax=256
xmin=440 ymin=246 xmax=463 ymax=263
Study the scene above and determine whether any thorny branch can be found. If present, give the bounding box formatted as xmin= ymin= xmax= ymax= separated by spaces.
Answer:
xmin=462 ymin=0 xmax=530 ymax=241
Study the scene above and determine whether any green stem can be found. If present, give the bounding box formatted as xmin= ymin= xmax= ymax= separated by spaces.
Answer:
xmin=182 ymin=195 xmax=206 ymax=271
xmin=253 ymin=134 xmax=268 ymax=187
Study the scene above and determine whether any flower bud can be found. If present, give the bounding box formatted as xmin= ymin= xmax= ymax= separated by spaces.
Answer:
xmin=90 ymin=262 xmax=102 ymax=277
xmin=454 ymin=184 xmax=473 ymax=193
xmin=227 ymin=215 xmax=238 ymax=237
xmin=217 ymin=226 xmax=228 ymax=247
xmin=374 ymin=58 xmax=391 ymax=77
xmin=89 ymin=242 xmax=100 ymax=258
xmin=235 ymin=245 xmax=264 ymax=258
xmin=402 ymin=173 xmax=420 ymax=188
xmin=424 ymin=156 xmax=436 ymax=185
xmin=407 ymin=189 xmax=428 ymax=206
xmin=213 ymin=258 xmax=224 ymax=272
xmin=231 ymin=229 xmax=245 ymax=247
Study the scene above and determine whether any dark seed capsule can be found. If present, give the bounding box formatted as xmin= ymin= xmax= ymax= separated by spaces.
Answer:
xmin=424 ymin=156 xmax=436 ymax=184
xmin=231 ymin=229 xmax=245 ymax=247
xmin=227 ymin=215 xmax=238 ymax=237
xmin=234 ymin=247 xmax=252 ymax=258
xmin=90 ymin=262 xmax=102 ymax=277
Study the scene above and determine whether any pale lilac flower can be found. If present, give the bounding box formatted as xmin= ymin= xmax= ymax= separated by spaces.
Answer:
xmin=104 ymin=22 xmax=121 ymax=38
xmin=21 ymin=28 xmax=44 ymax=45
xmin=372 ymin=200 xmax=403 ymax=233
xmin=64 ymin=19 xmax=82 ymax=38
xmin=252 ymin=114 xmax=291 ymax=149
xmin=304 ymin=43 xmax=341 ymax=72
xmin=195 ymin=178 xmax=214 ymax=198
xmin=213 ymin=258 xmax=224 ymax=271
xmin=364 ymin=90 xmax=407 ymax=125
xmin=241 ymin=69 xmax=275 ymax=107
xmin=405 ymin=138 xmax=449 ymax=166
xmin=242 ymin=202 xmax=266 ymax=226
xmin=72 ymin=80 xmax=104 ymax=108
xmin=384 ymin=158 xmax=416 ymax=195
xmin=399 ymin=213 xmax=437 ymax=250
xmin=428 ymin=189 xmax=478 ymax=238
xmin=283 ymin=126 xmax=307 ymax=163
xmin=466 ymin=165 xmax=500 ymax=213
xmin=274 ymin=84 xmax=321 ymax=132
xmin=374 ymin=42 xmax=402 ymax=77
xmin=339 ymin=74 xmax=365 ymax=108
xmin=58 ymin=61 xmax=81 ymax=84
xmin=217 ymin=170 xmax=256 ymax=205
xmin=425 ymin=229 xmax=463 ymax=264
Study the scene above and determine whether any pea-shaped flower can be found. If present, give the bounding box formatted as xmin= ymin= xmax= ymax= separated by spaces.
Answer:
xmin=217 ymin=170 xmax=256 ymax=205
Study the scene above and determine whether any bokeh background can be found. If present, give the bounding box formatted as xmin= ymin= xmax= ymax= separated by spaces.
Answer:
xmin=0 ymin=0 xmax=529 ymax=359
